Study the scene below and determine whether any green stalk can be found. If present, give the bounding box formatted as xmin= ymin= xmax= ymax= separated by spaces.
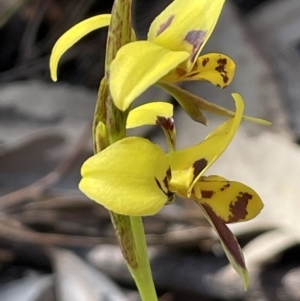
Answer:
xmin=129 ymin=217 xmax=157 ymax=301
xmin=93 ymin=0 xmax=158 ymax=300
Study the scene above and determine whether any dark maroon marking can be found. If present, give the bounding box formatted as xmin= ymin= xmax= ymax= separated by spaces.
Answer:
xmin=176 ymin=68 xmax=186 ymax=77
xmin=155 ymin=173 xmax=174 ymax=200
xmin=193 ymin=158 xmax=208 ymax=179
xmin=167 ymin=167 xmax=172 ymax=179
xmin=155 ymin=177 xmax=165 ymax=194
xmin=220 ymin=183 xmax=230 ymax=192
xmin=228 ymin=192 xmax=253 ymax=223
xmin=163 ymin=171 xmax=173 ymax=198
xmin=157 ymin=15 xmax=175 ymax=36
xmin=215 ymin=58 xmax=229 ymax=84
xmin=184 ymin=30 xmax=206 ymax=61
xmin=202 ymin=57 xmax=209 ymax=67
xmin=156 ymin=116 xmax=175 ymax=131
xmin=202 ymin=203 xmax=246 ymax=269
xmin=201 ymin=190 xmax=214 ymax=198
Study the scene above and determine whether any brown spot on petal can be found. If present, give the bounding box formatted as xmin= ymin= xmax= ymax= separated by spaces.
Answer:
xmin=193 ymin=158 xmax=208 ymax=179
xmin=176 ymin=67 xmax=186 ymax=77
xmin=202 ymin=57 xmax=209 ymax=67
xmin=201 ymin=190 xmax=214 ymax=198
xmin=184 ymin=30 xmax=206 ymax=61
xmin=220 ymin=183 xmax=230 ymax=192
xmin=228 ymin=192 xmax=253 ymax=223
xmin=215 ymin=58 xmax=229 ymax=85
xmin=202 ymin=203 xmax=246 ymax=269
xmin=157 ymin=15 xmax=175 ymax=36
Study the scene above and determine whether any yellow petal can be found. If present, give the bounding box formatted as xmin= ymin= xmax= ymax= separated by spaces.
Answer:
xmin=158 ymin=83 xmax=207 ymax=125
xmin=193 ymin=176 xmax=264 ymax=223
xmin=50 ymin=15 xmax=111 ymax=81
xmin=191 ymin=53 xmax=235 ymax=87
xmin=169 ymin=169 xmax=193 ymax=198
xmin=126 ymin=102 xmax=173 ymax=129
xmin=168 ymin=93 xmax=244 ymax=197
xmin=148 ymin=0 xmax=225 ymax=70
xmin=199 ymin=202 xmax=249 ymax=289
xmin=163 ymin=53 xmax=236 ymax=88
xmin=110 ymin=41 xmax=189 ymax=111
xmin=79 ymin=137 xmax=173 ymax=216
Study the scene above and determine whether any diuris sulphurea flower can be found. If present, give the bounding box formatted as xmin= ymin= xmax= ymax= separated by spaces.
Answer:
xmin=50 ymin=0 xmax=268 ymax=126
xmin=80 ymin=94 xmax=263 ymax=218
xmin=109 ymin=0 xmax=232 ymax=114
xmin=50 ymin=0 xmax=268 ymax=296
xmin=79 ymin=94 xmax=263 ymax=288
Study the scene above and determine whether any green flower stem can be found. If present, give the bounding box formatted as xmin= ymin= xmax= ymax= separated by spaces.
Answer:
xmin=105 ymin=0 xmax=134 ymax=72
xmin=129 ymin=216 xmax=158 ymax=301
xmin=109 ymin=213 xmax=158 ymax=301
xmin=94 ymin=89 xmax=157 ymax=299
xmin=93 ymin=0 xmax=158 ymax=300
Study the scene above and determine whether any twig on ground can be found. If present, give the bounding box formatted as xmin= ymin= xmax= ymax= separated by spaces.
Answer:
xmin=0 ymin=122 xmax=91 ymax=210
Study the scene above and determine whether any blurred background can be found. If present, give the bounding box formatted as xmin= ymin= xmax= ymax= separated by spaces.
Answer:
xmin=1 ymin=0 xmax=300 ymax=300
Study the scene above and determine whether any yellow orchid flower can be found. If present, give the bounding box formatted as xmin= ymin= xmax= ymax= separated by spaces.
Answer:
xmin=79 ymin=94 xmax=262 ymax=217
xmin=79 ymin=94 xmax=263 ymax=288
xmin=50 ymin=0 xmax=268 ymax=287
xmin=50 ymin=0 xmax=266 ymax=290
xmin=109 ymin=0 xmax=237 ymax=117
xmin=50 ymin=0 xmax=250 ymax=125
